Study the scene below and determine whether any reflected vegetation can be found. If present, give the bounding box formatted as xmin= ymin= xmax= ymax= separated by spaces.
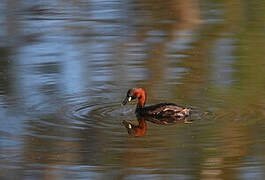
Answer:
xmin=0 ymin=0 xmax=265 ymax=179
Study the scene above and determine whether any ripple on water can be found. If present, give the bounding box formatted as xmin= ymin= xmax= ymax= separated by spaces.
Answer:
xmin=58 ymin=101 xmax=136 ymax=132
xmin=21 ymin=101 xmax=137 ymax=159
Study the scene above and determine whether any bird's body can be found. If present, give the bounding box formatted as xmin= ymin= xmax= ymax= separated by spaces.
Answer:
xmin=122 ymin=88 xmax=190 ymax=119
xmin=136 ymin=103 xmax=190 ymax=118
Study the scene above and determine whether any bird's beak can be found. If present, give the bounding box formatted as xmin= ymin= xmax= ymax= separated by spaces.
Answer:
xmin=122 ymin=96 xmax=132 ymax=105
xmin=122 ymin=120 xmax=132 ymax=129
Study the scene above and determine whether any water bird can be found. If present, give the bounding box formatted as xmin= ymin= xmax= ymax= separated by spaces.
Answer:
xmin=122 ymin=88 xmax=190 ymax=118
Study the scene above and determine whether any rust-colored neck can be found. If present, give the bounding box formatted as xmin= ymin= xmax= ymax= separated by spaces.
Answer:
xmin=134 ymin=119 xmax=147 ymax=137
xmin=134 ymin=88 xmax=146 ymax=108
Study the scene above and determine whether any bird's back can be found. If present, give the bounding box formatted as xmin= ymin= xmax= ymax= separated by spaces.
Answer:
xmin=136 ymin=103 xmax=190 ymax=118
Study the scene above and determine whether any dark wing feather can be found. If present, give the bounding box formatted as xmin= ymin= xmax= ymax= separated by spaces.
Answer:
xmin=137 ymin=103 xmax=190 ymax=117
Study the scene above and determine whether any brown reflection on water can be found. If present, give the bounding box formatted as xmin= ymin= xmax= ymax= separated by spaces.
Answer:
xmin=200 ymin=1 xmax=265 ymax=179
xmin=129 ymin=0 xmax=201 ymax=99
xmin=221 ymin=123 xmax=250 ymax=179
xmin=175 ymin=23 xmax=226 ymax=103
xmin=22 ymin=119 xmax=83 ymax=180
xmin=123 ymin=117 xmax=147 ymax=137
xmin=123 ymin=115 xmax=191 ymax=137
xmin=200 ymin=121 xmax=251 ymax=180
xmin=135 ymin=0 xmax=201 ymax=29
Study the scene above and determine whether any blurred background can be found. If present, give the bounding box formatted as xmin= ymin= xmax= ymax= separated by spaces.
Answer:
xmin=0 ymin=0 xmax=264 ymax=179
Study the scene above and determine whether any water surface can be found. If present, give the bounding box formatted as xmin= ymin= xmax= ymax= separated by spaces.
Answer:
xmin=0 ymin=0 xmax=265 ymax=179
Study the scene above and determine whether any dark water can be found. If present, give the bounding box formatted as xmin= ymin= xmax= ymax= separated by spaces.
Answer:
xmin=0 ymin=0 xmax=265 ymax=179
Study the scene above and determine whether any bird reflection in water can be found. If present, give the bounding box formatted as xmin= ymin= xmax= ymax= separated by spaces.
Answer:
xmin=122 ymin=115 xmax=191 ymax=137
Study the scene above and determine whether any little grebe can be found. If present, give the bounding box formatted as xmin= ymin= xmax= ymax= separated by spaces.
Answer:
xmin=122 ymin=88 xmax=190 ymax=118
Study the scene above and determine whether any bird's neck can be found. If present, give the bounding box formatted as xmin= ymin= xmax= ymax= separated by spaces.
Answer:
xmin=134 ymin=119 xmax=147 ymax=136
xmin=137 ymin=97 xmax=145 ymax=108
xmin=135 ymin=88 xmax=146 ymax=108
